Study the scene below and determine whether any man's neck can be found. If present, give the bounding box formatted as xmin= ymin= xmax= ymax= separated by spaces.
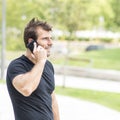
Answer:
xmin=25 ymin=49 xmax=36 ymax=64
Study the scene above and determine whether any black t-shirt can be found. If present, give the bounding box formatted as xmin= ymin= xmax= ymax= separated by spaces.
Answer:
xmin=6 ymin=55 xmax=55 ymax=120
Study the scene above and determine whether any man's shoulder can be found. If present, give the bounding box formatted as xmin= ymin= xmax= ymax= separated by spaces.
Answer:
xmin=45 ymin=60 xmax=54 ymax=73
xmin=8 ymin=55 xmax=27 ymax=69
xmin=9 ymin=55 xmax=23 ymax=65
xmin=46 ymin=60 xmax=53 ymax=65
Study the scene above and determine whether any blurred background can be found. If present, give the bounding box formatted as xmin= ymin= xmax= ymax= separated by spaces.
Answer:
xmin=0 ymin=0 xmax=120 ymax=80
xmin=0 ymin=0 xmax=120 ymax=71
xmin=0 ymin=0 xmax=120 ymax=120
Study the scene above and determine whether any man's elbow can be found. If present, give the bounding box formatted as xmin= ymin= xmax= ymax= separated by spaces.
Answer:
xmin=20 ymin=87 xmax=33 ymax=97
xmin=14 ymin=86 xmax=33 ymax=97
xmin=13 ymin=80 xmax=33 ymax=97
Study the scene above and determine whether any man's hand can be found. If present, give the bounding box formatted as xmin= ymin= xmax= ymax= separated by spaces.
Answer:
xmin=32 ymin=42 xmax=47 ymax=63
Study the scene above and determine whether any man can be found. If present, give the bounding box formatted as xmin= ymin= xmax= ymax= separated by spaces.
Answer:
xmin=6 ymin=18 xmax=60 ymax=120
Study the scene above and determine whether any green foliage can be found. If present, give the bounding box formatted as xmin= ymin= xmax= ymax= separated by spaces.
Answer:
xmin=56 ymin=86 xmax=120 ymax=112
xmin=1 ymin=0 xmax=119 ymax=50
xmin=6 ymin=27 xmax=25 ymax=50
xmin=5 ymin=0 xmax=120 ymax=31
xmin=77 ymin=37 xmax=113 ymax=43
xmin=58 ymin=35 xmax=78 ymax=41
xmin=77 ymin=37 xmax=90 ymax=41
xmin=111 ymin=0 xmax=120 ymax=31
xmin=87 ymin=0 xmax=114 ymax=29
xmin=6 ymin=37 xmax=25 ymax=51
xmin=100 ymin=38 xmax=113 ymax=43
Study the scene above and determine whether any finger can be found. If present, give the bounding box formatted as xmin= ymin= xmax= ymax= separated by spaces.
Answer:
xmin=31 ymin=53 xmax=35 ymax=58
xmin=33 ymin=42 xmax=37 ymax=52
xmin=38 ymin=45 xmax=44 ymax=49
xmin=37 ymin=46 xmax=43 ymax=51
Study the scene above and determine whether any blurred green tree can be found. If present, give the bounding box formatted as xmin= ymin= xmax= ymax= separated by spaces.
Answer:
xmin=2 ymin=0 xmax=120 ymax=50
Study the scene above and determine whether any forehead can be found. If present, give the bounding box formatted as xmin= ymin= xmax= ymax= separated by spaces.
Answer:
xmin=36 ymin=27 xmax=52 ymax=37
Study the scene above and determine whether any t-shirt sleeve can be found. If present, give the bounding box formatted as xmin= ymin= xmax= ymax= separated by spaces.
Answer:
xmin=7 ymin=61 xmax=27 ymax=82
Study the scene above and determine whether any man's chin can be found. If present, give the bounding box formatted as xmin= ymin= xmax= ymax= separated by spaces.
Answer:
xmin=47 ymin=52 xmax=51 ymax=57
xmin=47 ymin=49 xmax=51 ymax=57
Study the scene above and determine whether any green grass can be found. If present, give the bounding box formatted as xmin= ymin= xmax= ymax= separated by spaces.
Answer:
xmin=51 ymin=48 xmax=120 ymax=70
xmin=55 ymin=86 xmax=120 ymax=112
xmin=79 ymin=48 xmax=120 ymax=70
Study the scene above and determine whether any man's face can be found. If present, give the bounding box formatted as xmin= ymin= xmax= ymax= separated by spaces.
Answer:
xmin=36 ymin=27 xmax=53 ymax=57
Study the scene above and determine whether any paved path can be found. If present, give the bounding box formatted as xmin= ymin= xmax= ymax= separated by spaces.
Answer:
xmin=55 ymin=74 xmax=120 ymax=93
xmin=58 ymin=96 xmax=120 ymax=120
xmin=1 ymin=75 xmax=120 ymax=120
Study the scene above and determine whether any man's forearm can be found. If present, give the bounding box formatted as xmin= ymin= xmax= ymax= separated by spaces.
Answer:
xmin=12 ymin=60 xmax=46 ymax=96
xmin=52 ymin=92 xmax=60 ymax=120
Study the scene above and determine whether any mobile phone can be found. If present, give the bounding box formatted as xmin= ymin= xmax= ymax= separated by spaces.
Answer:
xmin=27 ymin=40 xmax=38 ymax=53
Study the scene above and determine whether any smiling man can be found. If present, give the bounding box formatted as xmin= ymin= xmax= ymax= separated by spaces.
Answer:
xmin=6 ymin=18 xmax=60 ymax=120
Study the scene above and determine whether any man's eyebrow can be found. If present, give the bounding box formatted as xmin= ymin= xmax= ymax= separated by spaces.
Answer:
xmin=42 ymin=37 xmax=53 ymax=39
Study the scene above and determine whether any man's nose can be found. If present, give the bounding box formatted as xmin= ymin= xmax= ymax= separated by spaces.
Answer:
xmin=48 ymin=38 xmax=53 ymax=45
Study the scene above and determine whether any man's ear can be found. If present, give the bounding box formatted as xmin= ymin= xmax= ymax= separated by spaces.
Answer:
xmin=28 ymin=38 xmax=33 ymax=44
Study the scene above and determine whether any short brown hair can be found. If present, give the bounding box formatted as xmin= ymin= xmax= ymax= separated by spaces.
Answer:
xmin=24 ymin=18 xmax=52 ymax=47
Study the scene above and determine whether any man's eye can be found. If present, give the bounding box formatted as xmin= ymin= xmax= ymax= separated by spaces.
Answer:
xmin=43 ymin=38 xmax=46 ymax=40
xmin=42 ymin=37 xmax=52 ymax=41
